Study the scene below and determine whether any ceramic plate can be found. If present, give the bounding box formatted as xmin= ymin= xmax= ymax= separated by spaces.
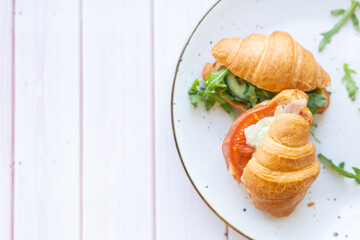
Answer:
xmin=172 ymin=0 xmax=360 ymax=239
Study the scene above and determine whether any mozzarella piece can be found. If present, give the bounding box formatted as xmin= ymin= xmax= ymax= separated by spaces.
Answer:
xmin=244 ymin=99 xmax=307 ymax=150
xmin=244 ymin=117 xmax=275 ymax=149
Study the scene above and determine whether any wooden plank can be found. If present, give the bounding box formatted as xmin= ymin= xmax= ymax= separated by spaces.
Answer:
xmin=0 ymin=0 xmax=13 ymax=239
xmin=13 ymin=1 xmax=80 ymax=239
xmin=82 ymin=0 xmax=153 ymax=239
xmin=153 ymin=0 xmax=228 ymax=239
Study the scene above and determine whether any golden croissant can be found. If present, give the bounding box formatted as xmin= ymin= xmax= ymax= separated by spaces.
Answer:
xmin=202 ymin=31 xmax=331 ymax=113
xmin=211 ymin=31 xmax=330 ymax=92
xmin=242 ymin=112 xmax=320 ymax=217
xmin=222 ymin=89 xmax=320 ymax=217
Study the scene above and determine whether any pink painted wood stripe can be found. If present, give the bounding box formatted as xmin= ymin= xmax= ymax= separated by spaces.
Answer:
xmin=11 ymin=0 xmax=15 ymax=239
xmin=79 ymin=0 xmax=84 ymax=239
xmin=8 ymin=1 xmax=158 ymax=239
xmin=150 ymin=0 xmax=156 ymax=240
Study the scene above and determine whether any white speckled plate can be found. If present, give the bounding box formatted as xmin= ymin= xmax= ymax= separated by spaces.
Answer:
xmin=172 ymin=0 xmax=360 ymax=239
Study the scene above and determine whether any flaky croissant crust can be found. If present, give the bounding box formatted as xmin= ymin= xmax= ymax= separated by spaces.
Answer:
xmin=242 ymin=113 xmax=320 ymax=217
xmin=212 ymin=31 xmax=331 ymax=92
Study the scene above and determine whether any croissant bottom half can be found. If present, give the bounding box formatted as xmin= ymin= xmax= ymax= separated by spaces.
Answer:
xmin=242 ymin=113 xmax=320 ymax=217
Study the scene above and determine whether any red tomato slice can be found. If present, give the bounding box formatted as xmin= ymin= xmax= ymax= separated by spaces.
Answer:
xmin=222 ymin=102 xmax=278 ymax=183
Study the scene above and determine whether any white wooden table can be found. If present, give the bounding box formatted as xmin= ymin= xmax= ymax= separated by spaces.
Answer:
xmin=0 ymin=0 xmax=247 ymax=239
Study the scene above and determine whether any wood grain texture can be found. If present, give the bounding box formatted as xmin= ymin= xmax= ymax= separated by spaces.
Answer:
xmin=0 ymin=1 xmax=254 ymax=239
xmin=82 ymin=0 xmax=154 ymax=239
xmin=0 ymin=0 xmax=13 ymax=239
xmin=13 ymin=0 xmax=80 ymax=239
xmin=154 ymin=0 xmax=228 ymax=239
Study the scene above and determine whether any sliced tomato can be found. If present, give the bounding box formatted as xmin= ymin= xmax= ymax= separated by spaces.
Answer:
xmin=222 ymin=102 xmax=278 ymax=183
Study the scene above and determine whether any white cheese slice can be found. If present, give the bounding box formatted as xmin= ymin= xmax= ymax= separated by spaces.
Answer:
xmin=244 ymin=116 xmax=275 ymax=149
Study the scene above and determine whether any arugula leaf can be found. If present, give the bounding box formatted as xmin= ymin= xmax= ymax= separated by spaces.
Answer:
xmin=204 ymin=95 xmax=217 ymax=111
xmin=203 ymin=68 xmax=275 ymax=108
xmin=307 ymin=93 xmax=327 ymax=114
xmin=319 ymin=1 xmax=360 ymax=51
xmin=310 ymin=122 xmax=321 ymax=144
xmin=330 ymin=7 xmax=359 ymax=31
xmin=203 ymin=68 xmax=230 ymax=96
xmin=218 ymin=102 xmax=236 ymax=119
xmin=204 ymin=94 xmax=235 ymax=119
xmin=226 ymin=77 xmax=274 ymax=107
xmin=255 ymin=87 xmax=277 ymax=102
xmin=331 ymin=9 xmax=346 ymax=16
xmin=188 ymin=68 xmax=328 ymax=118
xmin=246 ymin=83 xmax=258 ymax=107
xmin=342 ymin=63 xmax=358 ymax=101
xmin=351 ymin=12 xmax=360 ymax=31
xmin=310 ymin=130 xmax=321 ymax=144
xmin=221 ymin=93 xmax=235 ymax=102
xmin=188 ymin=79 xmax=202 ymax=107
xmin=188 ymin=69 xmax=235 ymax=119
xmin=353 ymin=167 xmax=360 ymax=184
xmin=318 ymin=154 xmax=360 ymax=184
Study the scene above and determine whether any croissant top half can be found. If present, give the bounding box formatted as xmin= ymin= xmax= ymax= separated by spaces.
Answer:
xmin=211 ymin=31 xmax=331 ymax=92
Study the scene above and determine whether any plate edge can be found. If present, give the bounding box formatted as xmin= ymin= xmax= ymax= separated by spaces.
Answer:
xmin=170 ymin=1 xmax=253 ymax=239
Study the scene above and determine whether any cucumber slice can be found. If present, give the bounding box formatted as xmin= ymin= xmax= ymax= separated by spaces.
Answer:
xmin=225 ymin=73 xmax=248 ymax=100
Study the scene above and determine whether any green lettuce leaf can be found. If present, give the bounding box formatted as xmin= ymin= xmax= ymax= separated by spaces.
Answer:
xmin=307 ymin=93 xmax=327 ymax=114
xmin=310 ymin=122 xmax=321 ymax=144
xmin=318 ymin=154 xmax=360 ymax=184
xmin=342 ymin=63 xmax=358 ymax=101
xmin=188 ymin=68 xmax=235 ymax=119
xmin=319 ymin=1 xmax=360 ymax=51
xmin=203 ymin=68 xmax=230 ymax=96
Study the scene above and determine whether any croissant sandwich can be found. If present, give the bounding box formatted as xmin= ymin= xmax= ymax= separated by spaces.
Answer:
xmin=222 ymin=89 xmax=320 ymax=217
xmin=188 ymin=31 xmax=331 ymax=117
